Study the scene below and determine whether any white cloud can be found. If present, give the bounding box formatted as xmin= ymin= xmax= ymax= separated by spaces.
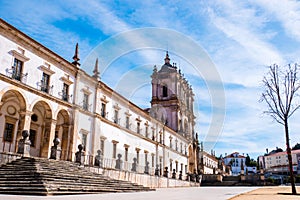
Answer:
xmin=254 ymin=0 xmax=300 ymax=42
xmin=2 ymin=0 xmax=299 ymax=158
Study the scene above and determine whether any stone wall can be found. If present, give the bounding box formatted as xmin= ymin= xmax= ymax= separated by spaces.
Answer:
xmin=202 ymin=174 xmax=223 ymax=182
xmin=88 ymin=167 xmax=199 ymax=188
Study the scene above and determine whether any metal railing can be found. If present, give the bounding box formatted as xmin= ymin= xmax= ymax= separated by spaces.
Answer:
xmin=59 ymin=91 xmax=72 ymax=103
xmin=6 ymin=67 xmax=28 ymax=84
xmin=38 ymin=81 xmax=53 ymax=95
xmin=79 ymin=154 xmax=195 ymax=182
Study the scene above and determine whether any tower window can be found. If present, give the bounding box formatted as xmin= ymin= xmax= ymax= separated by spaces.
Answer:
xmin=126 ymin=116 xmax=130 ymax=129
xmin=113 ymin=143 xmax=117 ymax=159
xmin=83 ymin=93 xmax=89 ymax=111
xmin=162 ymin=86 xmax=168 ymax=97
xmin=114 ymin=110 xmax=119 ymax=124
xmin=101 ymin=103 xmax=106 ymax=117
xmin=137 ymin=122 xmax=140 ymax=134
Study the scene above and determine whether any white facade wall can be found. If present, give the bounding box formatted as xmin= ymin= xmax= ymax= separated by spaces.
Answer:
xmin=223 ymin=153 xmax=246 ymax=175
xmin=0 ymin=35 xmax=75 ymax=102
xmin=0 ymin=25 xmax=76 ymax=160
xmin=264 ymin=149 xmax=300 ymax=173
xmin=88 ymin=86 xmax=189 ymax=174
xmin=200 ymin=152 xmax=218 ymax=174
xmin=0 ymin=19 xmax=191 ymax=178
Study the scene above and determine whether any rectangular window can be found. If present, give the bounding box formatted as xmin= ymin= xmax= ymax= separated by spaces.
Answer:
xmin=114 ymin=110 xmax=118 ymax=124
xmin=152 ymin=129 xmax=155 ymax=140
xmin=3 ymin=123 xmax=14 ymax=142
xmin=125 ymin=147 xmax=128 ymax=162
xmin=137 ymin=122 xmax=140 ymax=134
xmin=145 ymin=126 xmax=148 ymax=138
xmin=175 ymin=161 xmax=178 ymax=172
xmin=100 ymin=140 xmax=105 ymax=155
xmin=151 ymin=154 xmax=155 ymax=168
xmin=101 ymin=103 xmax=106 ymax=118
xmin=41 ymin=72 xmax=50 ymax=93
xmin=81 ymin=133 xmax=87 ymax=151
xmin=83 ymin=93 xmax=89 ymax=110
xmin=162 ymin=85 xmax=168 ymax=97
xmin=29 ymin=129 xmax=36 ymax=147
xmin=159 ymin=134 xmax=162 ymax=143
xmin=113 ymin=143 xmax=117 ymax=159
xmin=126 ymin=116 xmax=130 ymax=129
xmin=145 ymin=152 xmax=148 ymax=165
xmin=170 ymin=160 xmax=173 ymax=171
xmin=62 ymin=83 xmax=69 ymax=101
xmin=12 ymin=58 xmax=23 ymax=81
xmin=181 ymin=163 xmax=183 ymax=172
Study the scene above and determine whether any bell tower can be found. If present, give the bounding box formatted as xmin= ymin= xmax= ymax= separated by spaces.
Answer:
xmin=150 ymin=52 xmax=195 ymax=140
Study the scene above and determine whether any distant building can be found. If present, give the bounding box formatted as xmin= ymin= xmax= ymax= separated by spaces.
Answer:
xmin=223 ymin=152 xmax=246 ymax=175
xmin=198 ymin=146 xmax=219 ymax=174
xmin=259 ymin=149 xmax=300 ymax=175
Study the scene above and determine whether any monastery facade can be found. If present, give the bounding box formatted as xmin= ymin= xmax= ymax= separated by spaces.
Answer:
xmin=0 ymin=18 xmax=199 ymax=176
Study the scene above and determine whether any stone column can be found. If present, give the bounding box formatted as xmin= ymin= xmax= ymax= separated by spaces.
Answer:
xmin=66 ymin=124 xmax=74 ymax=161
xmin=16 ymin=111 xmax=32 ymax=152
xmin=70 ymin=108 xmax=79 ymax=161
xmin=40 ymin=119 xmax=57 ymax=158
xmin=22 ymin=111 xmax=33 ymax=131
xmin=60 ymin=125 xmax=69 ymax=160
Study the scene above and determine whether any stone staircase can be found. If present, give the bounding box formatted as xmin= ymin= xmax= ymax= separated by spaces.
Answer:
xmin=0 ymin=157 xmax=154 ymax=195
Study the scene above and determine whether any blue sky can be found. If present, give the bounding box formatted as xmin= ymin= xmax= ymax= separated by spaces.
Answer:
xmin=1 ymin=0 xmax=300 ymax=159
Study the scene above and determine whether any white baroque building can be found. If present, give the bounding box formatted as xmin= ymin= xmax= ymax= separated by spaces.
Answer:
xmin=223 ymin=152 xmax=246 ymax=175
xmin=0 ymin=19 xmax=199 ymax=176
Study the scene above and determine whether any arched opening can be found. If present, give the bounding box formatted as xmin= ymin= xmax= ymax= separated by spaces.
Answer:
xmin=30 ymin=101 xmax=52 ymax=158
xmin=55 ymin=109 xmax=70 ymax=160
xmin=0 ymin=90 xmax=26 ymax=153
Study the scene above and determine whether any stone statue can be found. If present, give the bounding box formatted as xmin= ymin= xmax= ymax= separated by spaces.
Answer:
xmin=17 ymin=130 xmax=31 ymax=157
xmin=50 ymin=137 xmax=61 ymax=160
xmin=115 ymin=153 xmax=123 ymax=170
xmin=131 ymin=158 xmax=137 ymax=172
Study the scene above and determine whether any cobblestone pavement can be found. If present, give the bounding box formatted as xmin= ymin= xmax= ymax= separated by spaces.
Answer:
xmin=230 ymin=186 xmax=300 ymax=200
xmin=0 ymin=187 xmax=258 ymax=200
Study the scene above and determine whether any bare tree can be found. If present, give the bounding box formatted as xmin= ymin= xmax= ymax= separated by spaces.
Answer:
xmin=261 ymin=64 xmax=300 ymax=195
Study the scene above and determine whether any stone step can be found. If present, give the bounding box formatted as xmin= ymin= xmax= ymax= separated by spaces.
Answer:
xmin=0 ymin=157 xmax=154 ymax=195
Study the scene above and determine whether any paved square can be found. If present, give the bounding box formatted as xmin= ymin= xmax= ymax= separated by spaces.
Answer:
xmin=0 ymin=187 xmax=259 ymax=200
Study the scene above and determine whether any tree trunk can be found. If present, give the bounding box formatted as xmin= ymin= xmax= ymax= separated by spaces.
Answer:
xmin=285 ymin=118 xmax=297 ymax=195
